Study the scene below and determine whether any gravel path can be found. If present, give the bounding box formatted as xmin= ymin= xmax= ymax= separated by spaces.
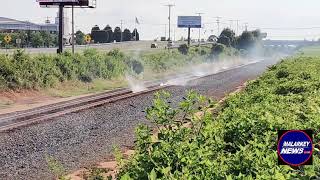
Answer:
xmin=0 ymin=58 xmax=279 ymax=180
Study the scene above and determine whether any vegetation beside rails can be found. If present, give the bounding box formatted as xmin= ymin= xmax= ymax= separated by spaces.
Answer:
xmin=297 ymin=46 xmax=320 ymax=57
xmin=117 ymin=56 xmax=320 ymax=179
xmin=0 ymin=43 xmax=235 ymax=93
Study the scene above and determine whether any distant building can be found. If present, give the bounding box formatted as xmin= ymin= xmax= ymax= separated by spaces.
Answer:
xmin=0 ymin=9 xmax=70 ymax=35
xmin=0 ymin=17 xmax=58 ymax=33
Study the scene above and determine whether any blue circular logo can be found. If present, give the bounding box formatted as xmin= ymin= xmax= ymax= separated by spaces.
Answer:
xmin=278 ymin=130 xmax=313 ymax=166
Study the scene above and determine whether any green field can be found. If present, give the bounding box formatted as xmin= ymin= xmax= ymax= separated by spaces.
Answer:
xmin=298 ymin=46 xmax=320 ymax=57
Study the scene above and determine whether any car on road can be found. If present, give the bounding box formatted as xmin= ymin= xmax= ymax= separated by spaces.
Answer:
xmin=167 ymin=41 xmax=174 ymax=48
xmin=151 ymin=43 xmax=158 ymax=48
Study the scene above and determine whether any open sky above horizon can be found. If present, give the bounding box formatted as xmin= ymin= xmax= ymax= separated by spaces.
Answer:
xmin=2 ymin=0 xmax=320 ymax=40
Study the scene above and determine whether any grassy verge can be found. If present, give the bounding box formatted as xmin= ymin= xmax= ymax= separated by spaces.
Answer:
xmin=0 ymin=47 xmax=213 ymax=90
xmin=45 ymin=78 xmax=127 ymax=98
xmin=0 ymin=98 xmax=13 ymax=109
xmin=117 ymin=56 xmax=320 ymax=179
xmin=0 ymin=44 xmax=240 ymax=109
xmin=297 ymin=45 xmax=320 ymax=57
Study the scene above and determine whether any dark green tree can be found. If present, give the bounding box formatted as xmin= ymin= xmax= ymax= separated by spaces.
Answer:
xmin=91 ymin=25 xmax=100 ymax=31
xmin=16 ymin=31 xmax=28 ymax=48
xmin=252 ymin=29 xmax=262 ymax=40
xmin=104 ymin=25 xmax=114 ymax=43
xmin=113 ymin=27 xmax=122 ymax=42
xmin=0 ymin=33 xmax=5 ymax=47
xmin=237 ymin=31 xmax=255 ymax=50
xmin=218 ymin=28 xmax=236 ymax=47
xmin=217 ymin=35 xmax=231 ymax=47
xmin=178 ymin=44 xmax=189 ymax=55
xmin=75 ymin=30 xmax=85 ymax=45
xmin=40 ymin=31 xmax=55 ymax=47
xmin=91 ymin=25 xmax=108 ymax=43
xmin=30 ymin=32 xmax=44 ymax=48
xmin=211 ymin=43 xmax=225 ymax=57
xmin=123 ymin=29 xmax=132 ymax=41
xmin=91 ymin=31 xmax=109 ymax=43
xmin=132 ymin=28 xmax=140 ymax=41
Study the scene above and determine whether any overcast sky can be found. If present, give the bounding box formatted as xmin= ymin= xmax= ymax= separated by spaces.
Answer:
xmin=2 ymin=0 xmax=320 ymax=40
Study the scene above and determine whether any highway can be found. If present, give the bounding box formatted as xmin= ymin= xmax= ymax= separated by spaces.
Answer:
xmin=0 ymin=40 xmax=210 ymax=54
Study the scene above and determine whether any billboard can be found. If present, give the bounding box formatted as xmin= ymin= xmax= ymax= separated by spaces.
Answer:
xmin=37 ymin=0 xmax=79 ymax=2
xmin=178 ymin=16 xmax=202 ymax=28
xmin=38 ymin=0 xmax=95 ymax=7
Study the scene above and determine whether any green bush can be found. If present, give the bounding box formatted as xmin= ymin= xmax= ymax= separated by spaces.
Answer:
xmin=178 ymin=44 xmax=189 ymax=55
xmin=0 ymin=49 xmax=129 ymax=89
xmin=211 ymin=43 xmax=225 ymax=57
xmin=0 ymin=48 xmax=213 ymax=90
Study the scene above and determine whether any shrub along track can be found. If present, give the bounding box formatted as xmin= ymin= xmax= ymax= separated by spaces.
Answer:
xmin=0 ymin=57 xmax=280 ymax=180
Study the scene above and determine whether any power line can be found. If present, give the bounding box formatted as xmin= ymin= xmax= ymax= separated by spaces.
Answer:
xmin=235 ymin=20 xmax=240 ymax=35
xmin=228 ymin=20 xmax=234 ymax=29
xmin=252 ymin=26 xmax=320 ymax=30
xmin=120 ymin=19 xmax=124 ymax=42
xmin=214 ymin=16 xmax=222 ymax=35
xmin=196 ymin=12 xmax=204 ymax=44
xmin=244 ymin=22 xmax=249 ymax=31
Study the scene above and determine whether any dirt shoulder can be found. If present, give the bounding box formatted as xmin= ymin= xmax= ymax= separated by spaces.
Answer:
xmin=0 ymin=79 xmax=127 ymax=115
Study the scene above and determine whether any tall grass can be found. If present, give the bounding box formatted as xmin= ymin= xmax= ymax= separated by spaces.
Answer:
xmin=0 ymin=47 xmax=213 ymax=91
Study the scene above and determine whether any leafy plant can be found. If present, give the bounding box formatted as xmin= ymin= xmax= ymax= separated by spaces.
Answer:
xmin=118 ymin=56 xmax=320 ymax=179
xmin=46 ymin=156 xmax=70 ymax=180
xmin=83 ymin=167 xmax=108 ymax=180
xmin=178 ymin=44 xmax=189 ymax=55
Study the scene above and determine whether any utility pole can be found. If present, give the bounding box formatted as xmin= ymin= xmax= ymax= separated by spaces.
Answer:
xmin=236 ymin=20 xmax=240 ymax=35
xmin=134 ymin=18 xmax=137 ymax=41
xmin=173 ymin=25 xmax=176 ymax=41
xmin=120 ymin=20 xmax=123 ymax=42
xmin=188 ymin=26 xmax=191 ymax=46
xmin=45 ymin=17 xmax=50 ymax=48
xmin=229 ymin=20 xmax=233 ymax=30
xmin=196 ymin=12 xmax=204 ymax=46
xmin=165 ymin=4 xmax=175 ymax=41
xmin=26 ymin=21 xmax=31 ymax=48
xmin=58 ymin=5 xmax=64 ymax=54
xmin=164 ymin=24 xmax=167 ymax=39
xmin=215 ymin=16 xmax=222 ymax=36
xmin=71 ymin=5 xmax=75 ymax=54
xmin=244 ymin=23 xmax=248 ymax=31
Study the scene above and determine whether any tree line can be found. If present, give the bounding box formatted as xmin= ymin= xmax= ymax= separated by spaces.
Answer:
xmin=0 ymin=24 xmax=141 ymax=48
xmin=212 ymin=28 xmax=264 ymax=56
xmin=89 ymin=25 xmax=140 ymax=44
xmin=0 ymin=31 xmax=57 ymax=48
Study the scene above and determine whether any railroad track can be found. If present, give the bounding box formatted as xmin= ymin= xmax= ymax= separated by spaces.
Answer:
xmin=0 ymin=59 xmax=262 ymax=132
xmin=0 ymin=84 xmax=170 ymax=132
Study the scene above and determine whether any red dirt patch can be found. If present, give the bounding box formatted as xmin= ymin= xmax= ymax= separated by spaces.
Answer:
xmin=0 ymin=90 xmax=56 ymax=104
xmin=0 ymin=90 xmax=58 ymax=114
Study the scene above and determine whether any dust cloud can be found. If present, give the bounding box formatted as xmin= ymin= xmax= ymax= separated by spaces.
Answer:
xmin=125 ymin=56 xmax=262 ymax=92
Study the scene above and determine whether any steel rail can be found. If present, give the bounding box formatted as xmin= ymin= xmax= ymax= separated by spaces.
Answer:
xmin=0 ymin=85 xmax=170 ymax=132
xmin=0 ymin=59 xmax=262 ymax=132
